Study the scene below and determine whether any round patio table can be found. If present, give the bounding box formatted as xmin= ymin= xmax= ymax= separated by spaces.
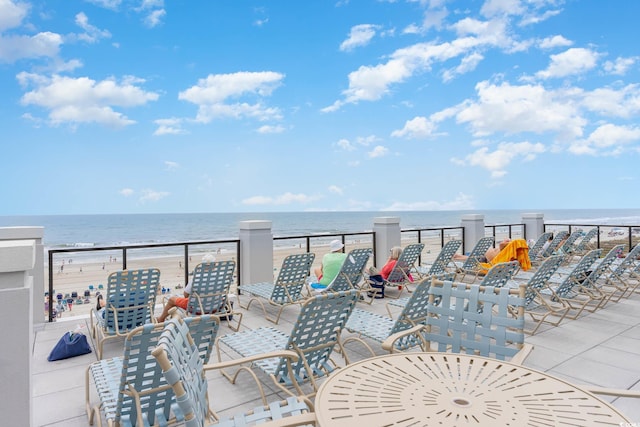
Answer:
xmin=314 ymin=352 xmax=631 ymax=426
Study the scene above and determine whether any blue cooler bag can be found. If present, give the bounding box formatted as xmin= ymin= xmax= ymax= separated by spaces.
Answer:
xmin=48 ymin=331 xmax=92 ymax=361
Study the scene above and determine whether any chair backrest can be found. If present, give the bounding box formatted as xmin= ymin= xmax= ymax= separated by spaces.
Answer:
xmin=554 ymin=249 xmax=602 ymax=297
xmin=270 ymin=253 xmax=315 ymax=302
xmin=424 ymin=280 xmax=526 ymax=361
xmin=478 ymin=261 xmax=520 ymax=288
xmin=612 ymin=243 xmax=640 ymax=276
xmin=115 ymin=315 xmax=219 ymax=426
xmin=387 ymin=278 xmax=433 ymax=350
xmin=461 ymin=237 xmax=495 ymax=271
xmin=272 ymin=289 xmax=359 ymax=386
xmin=186 ymin=260 xmax=235 ymax=315
xmin=152 ymin=317 xmax=210 ymax=427
xmin=556 ymin=230 xmax=585 ymax=255
xmin=522 ymin=255 xmax=564 ymax=306
xmin=583 ymin=244 xmax=624 ymax=287
xmin=574 ymin=228 xmax=598 ymax=253
xmin=104 ymin=268 xmax=160 ymax=333
xmin=326 ymin=248 xmax=372 ymax=292
xmin=541 ymin=230 xmax=569 ymax=257
xmin=387 ymin=243 xmax=425 ymax=283
xmin=427 ymin=240 xmax=462 ymax=275
xmin=528 ymin=232 xmax=553 ymax=261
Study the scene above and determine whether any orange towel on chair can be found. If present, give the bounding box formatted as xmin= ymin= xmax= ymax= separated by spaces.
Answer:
xmin=480 ymin=238 xmax=531 ymax=272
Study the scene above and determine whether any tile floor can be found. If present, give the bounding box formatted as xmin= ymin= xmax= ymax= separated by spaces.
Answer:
xmin=33 ymin=286 xmax=640 ymax=426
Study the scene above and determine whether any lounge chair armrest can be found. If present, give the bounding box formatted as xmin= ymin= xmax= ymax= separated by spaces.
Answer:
xmin=508 ymin=343 xmax=534 ymax=365
xmin=584 ymin=386 xmax=640 ymax=398
xmin=381 ymin=324 xmax=426 ymax=352
xmin=204 ymin=350 xmax=300 ymax=371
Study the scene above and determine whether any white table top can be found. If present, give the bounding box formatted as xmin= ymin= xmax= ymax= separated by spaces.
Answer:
xmin=315 ymin=352 xmax=631 ymax=426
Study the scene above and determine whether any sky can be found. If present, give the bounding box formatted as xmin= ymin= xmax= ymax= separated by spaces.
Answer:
xmin=2 ymin=0 xmax=640 ymax=216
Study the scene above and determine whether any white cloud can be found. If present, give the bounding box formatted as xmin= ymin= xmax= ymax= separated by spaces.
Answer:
xmin=391 ymin=116 xmax=438 ymax=139
xmin=140 ymin=189 xmax=169 ymax=202
xmin=0 ymin=0 xmax=29 ymax=32
xmin=356 ymin=135 xmax=378 ymax=146
xmin=538 ymin=35 xmax=572 ymax=49
xmin=257 ymin=124 xmax=285 ymax=134
xmin=603 ymin=56 xmax=638 ymax=76
xmin=0 ymin=31 xmax=63 ymax=63
xmin=442 ymin=51 xmax=484 ymax=82
xmin=144 ymin=9 xmax=166 ymax=28
xmin=456 ymin=80 xmax=586 ymax=139
xmin=454 ymin=141 xmax=545 ymax=178
xmin=164 ymin=161 xmax=179 ymax=171
xmin=340 ymin=24 xmax=380 ymax=52
xmin=535 ymin=47 xmax=599 ymax=79
xmin=368 ymin=145 xmax=389 ymax=158
xmin=119 ymin=188 xmax=134 ymax=196
xmin=336 ymin=138 xmax=355 ymax=151
xmin=154 ymin=118 xmax=186 ymax=135
xmin=179 ymin=71 xmax=284 ymax=123
xmin=18 ymin=73 xmax=159 ymax=128
xmin=241 ymin=192 xmax=321 ymax=205
xmin=71 ymin=12 xmax=111 ymax=43
xmin=85 ymin=0 xmax=122 ymax=10
xmin=480 ymin=0 xmax=524 ymax=18
xmin=580 ymin=84 xmax=640 ymax=119
xmin=328 ymin=185 xmax=343 ymax=195
xmin=569 ymin=123 xmax=640 ymax=155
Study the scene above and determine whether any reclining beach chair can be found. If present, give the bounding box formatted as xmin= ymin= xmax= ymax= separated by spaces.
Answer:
xmin=86 ymin=315 xmax=219 ymax=427
xmin=153 ymin=316 xmax=316 ymax=427
xmin=342 ymin=278 xmax=433 ymax=360
xmin=90 ymin=268 xmax=160 ymax=359
xmin=237 ymin=252 xmax=315 ymax=324
xmin=574 ymin=244 xmax=625 ymax=312
xmin=216 ymin=289 xmax=359 ymax=400
xmin=572 ymin=227 xmax=598 ymax=256
xmin=527 ymin=232 xmax=552 ymax=264
xmin=383 ymin=279 xmax=531 ymax=364
xmin=416 ymin=239 xmax=462 ymax=276
xmin=454 ymin=236 xmax=494 ymax=281
xmin=368 ymin=243 xmax=424 ymax=300
xmin=385 ymin=261 xmax=519 ymax=318
xmin=533 ymin=249 xmax=602 ymax=327
xmin=508 ymin=255 xmax=565 ymax=335
xmin=538 ymin=230 xmax=569 ymax=260
xmin=181 ymin=260 xmax=241 ymax=331
xmin=310 ymin=248 xmax=372 ymax=294
xmin=604 ymin=243 xmax=640 ymax=301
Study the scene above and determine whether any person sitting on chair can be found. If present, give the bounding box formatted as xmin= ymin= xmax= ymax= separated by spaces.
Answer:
xmin=156 ymin=253 xmax=216 ymax=322
xmin=311 ymin=240 xmax=347 ymax=289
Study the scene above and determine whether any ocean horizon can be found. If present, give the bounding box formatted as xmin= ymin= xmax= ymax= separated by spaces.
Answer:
xmin=2 ymin=209 xmax=640 ymax=250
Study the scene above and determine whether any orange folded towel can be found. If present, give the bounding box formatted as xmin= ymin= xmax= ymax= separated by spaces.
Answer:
xmin=480 ymin=238 xmax=531 ymax=273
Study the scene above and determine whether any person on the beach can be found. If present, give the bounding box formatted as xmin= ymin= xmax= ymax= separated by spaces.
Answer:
xmin=311 ymin=240 xmax=347 ymax=289
xmin=156 ymin=253 xmax=216 ymax=322
xmin=380 ymin=246 xmax=414 ymax=282
xmin=453 ymin=239 xmax=511 ymax=263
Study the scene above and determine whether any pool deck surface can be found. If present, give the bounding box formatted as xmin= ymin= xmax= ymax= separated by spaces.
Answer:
xmin=33 ymin=284 xmax=640 ymax=426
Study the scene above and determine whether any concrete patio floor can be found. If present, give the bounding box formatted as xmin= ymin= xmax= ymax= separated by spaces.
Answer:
xmin=33 ymin=287 xmax=640 ymax=426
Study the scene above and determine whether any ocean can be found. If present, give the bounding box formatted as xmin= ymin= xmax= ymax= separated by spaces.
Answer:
xmin=2 ymin=209 xmax=640 ymax=249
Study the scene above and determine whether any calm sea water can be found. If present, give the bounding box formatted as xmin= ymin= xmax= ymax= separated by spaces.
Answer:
xmin=2 ymin=209 xmax=640 ymax=249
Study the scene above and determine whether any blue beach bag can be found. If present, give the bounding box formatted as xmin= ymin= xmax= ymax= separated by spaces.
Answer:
xmin=48 ymin=331 xmax=92 ymax=361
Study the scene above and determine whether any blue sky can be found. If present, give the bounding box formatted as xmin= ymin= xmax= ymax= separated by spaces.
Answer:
xmin=2 ymin=0 xmax=640 ymax=215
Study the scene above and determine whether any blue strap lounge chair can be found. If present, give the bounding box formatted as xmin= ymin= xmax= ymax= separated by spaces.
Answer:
xmin=237 ymin=253 xmax=315 ymax=324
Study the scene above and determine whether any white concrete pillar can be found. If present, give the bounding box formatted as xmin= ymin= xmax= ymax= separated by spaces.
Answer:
xmin=0 ymin=239 xmax=35 ymax=427
xmin=0 ymin=227 xmax=44 ymax=327
xmin=239 ymin=220 xmax=274 ymax=286
xmin=522 ymin=213 xmax=545 ymax=241
xmin=461 ymin=214 xmax=486 ymax=254
xmin=373 ymin=217 xmax=401 ymax=267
